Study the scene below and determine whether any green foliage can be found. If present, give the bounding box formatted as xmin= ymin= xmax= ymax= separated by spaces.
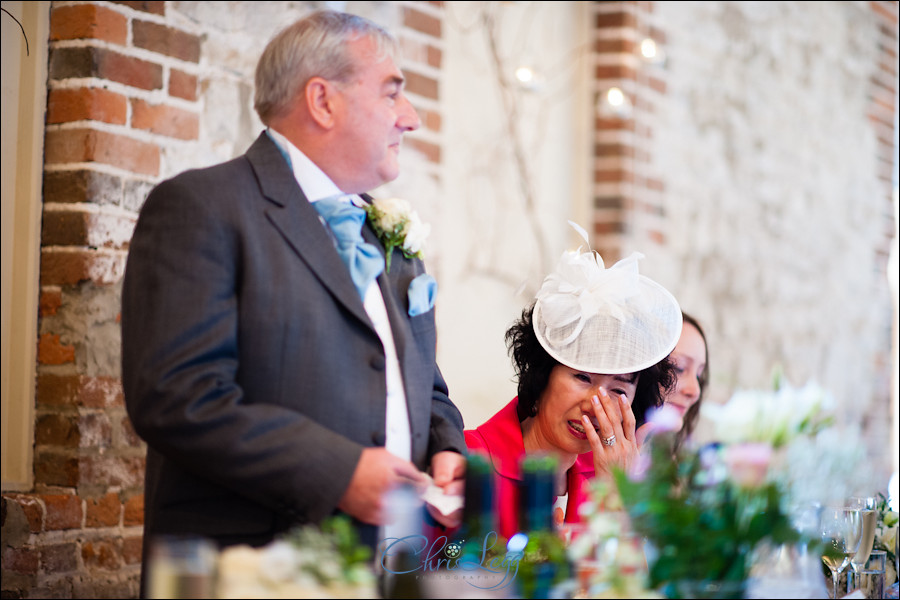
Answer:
xmin=614 ymin=432 xmax=805 ymax=590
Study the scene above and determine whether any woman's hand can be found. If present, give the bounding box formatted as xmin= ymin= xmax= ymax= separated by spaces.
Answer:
xmin=582 ymin=387 xmax=640 ymax=478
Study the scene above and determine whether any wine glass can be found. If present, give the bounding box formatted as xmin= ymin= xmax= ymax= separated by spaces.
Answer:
xmin=846 ymin=496 xmax=877 ymax=595
xmin=820 ymin=507 xmax=862 ymax=600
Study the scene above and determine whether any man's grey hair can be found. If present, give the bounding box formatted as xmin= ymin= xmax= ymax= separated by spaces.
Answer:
xmin=254 ymin=10 xmax=397 ymax=124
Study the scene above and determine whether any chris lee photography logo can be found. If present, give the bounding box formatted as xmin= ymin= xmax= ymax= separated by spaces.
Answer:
xmin=379 ymin=532 xmax=524 ymax=590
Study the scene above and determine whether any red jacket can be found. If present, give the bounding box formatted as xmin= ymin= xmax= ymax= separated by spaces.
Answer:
xmin=464 ymin=398 xmax=595 ymax=540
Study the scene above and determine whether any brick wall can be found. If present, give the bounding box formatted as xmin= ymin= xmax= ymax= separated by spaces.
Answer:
xmin=3 ymin=1 xmax=201 ymax=597
xmin=1 ymin=2 xmax=442 ymax=598
xmin=591 ymin=1 xmax=668 ymax=263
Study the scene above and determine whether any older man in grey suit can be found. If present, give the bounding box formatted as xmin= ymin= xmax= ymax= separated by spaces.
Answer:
xmin=120 ymin=10 xmax=466 ymax=583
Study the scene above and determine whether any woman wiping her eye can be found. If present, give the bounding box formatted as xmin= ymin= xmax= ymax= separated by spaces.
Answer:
xmin=464 ymin=239 xmax=682 ymax=539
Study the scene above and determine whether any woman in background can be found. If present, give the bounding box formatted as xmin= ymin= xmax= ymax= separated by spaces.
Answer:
xmin=665 ymin=312 xmax=709 ymax=450
xmin=464 ymin=248 xmax=682 ymax=539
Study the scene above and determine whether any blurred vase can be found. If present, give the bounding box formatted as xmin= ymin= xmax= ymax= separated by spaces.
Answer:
xmin=672 ymin=579 xmax=746 ymax=599
xmin=747 ymin=541 xmax=829 ymax=599
xmin=746 ymin=502 xmax=828 ymax=599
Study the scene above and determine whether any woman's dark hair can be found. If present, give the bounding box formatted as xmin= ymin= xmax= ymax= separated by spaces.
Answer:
xmin=674 ymin=312 xmax=709 ymax=450
xmin=506 ymin=304 xmax=677 ymax=426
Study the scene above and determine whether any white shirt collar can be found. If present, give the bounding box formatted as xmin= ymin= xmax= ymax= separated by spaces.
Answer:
xmin=266 ymin=127 xmax=349 ymax=203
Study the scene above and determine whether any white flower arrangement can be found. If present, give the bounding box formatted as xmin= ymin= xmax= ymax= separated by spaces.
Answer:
xmin=364 ymin=197 xmax=431 ymax=272
xmin=701 ymin=377 xmax=872 ymax=507
xmin=700 ymin=379 xmax=834 ymax=449
xmin=217 ymin=518 xmax=376 ymax=599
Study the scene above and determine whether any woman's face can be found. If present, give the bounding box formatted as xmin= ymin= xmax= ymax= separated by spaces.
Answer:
xmin=529 ymin=365 xmax=639 ymax=456
xmin=666 ymin=322 xmax=707 ymax=427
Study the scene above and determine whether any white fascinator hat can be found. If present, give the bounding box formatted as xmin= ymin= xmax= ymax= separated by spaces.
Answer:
xmin=533 ymin=222 xmax=683 ymax=375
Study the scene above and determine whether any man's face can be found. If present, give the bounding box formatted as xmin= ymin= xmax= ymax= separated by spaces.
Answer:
xmin=329 ymin=36 xmax=420 ymax=193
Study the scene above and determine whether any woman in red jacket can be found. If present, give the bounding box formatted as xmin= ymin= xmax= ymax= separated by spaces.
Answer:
xmin=465 ymin=248 xmax=682 ymax=540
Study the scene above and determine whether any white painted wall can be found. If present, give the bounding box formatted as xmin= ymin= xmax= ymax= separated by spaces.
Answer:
xmin=435 ymin=2 xmax=592 ymax=429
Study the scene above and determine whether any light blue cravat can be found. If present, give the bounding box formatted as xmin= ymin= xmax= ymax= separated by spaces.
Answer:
xmin=313 ymin=197 xmax=385 ymax=300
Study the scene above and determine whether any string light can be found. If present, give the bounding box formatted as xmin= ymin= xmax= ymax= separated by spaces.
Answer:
xmin=597 ymin=86 xmax=633 ymax=118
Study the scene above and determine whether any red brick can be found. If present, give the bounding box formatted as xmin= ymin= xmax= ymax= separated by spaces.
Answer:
xmin=124 ymin=494 xmax=144 ymax=526
xmin=647 ymin=26 xmax=666 ymax=45
xmin=596 ymin=11 xmax=636 ymax=28
xmin=406 ymin=137 xmax=441 ymax=163
xmin=169 ymin=69 xmax=198 ymax=101
xmin=40 ymin=287 xmax=63 ymax=317
xmin=5 ymin=494 xmax=44 ymax=533
xmin=594 ymin=196 xmax=625 ymax=210
xmin=37 ymin=375 xmax=125 ymax=412
xmin=418 ymin=108 xmax=442 ymax=134
xmin=80 ymin=377 xmax=125 ymax=409
xmin=111 ymin=1 xmax=165 ymax=15
xmin=43 ymin=169 xmax=123 ymax=205
xmin=595 ymin=64 xmax=636 ymax=80
xmin=35 ymin=414 xmax=81 ymax=447
xmin=593 ymin=221 xmax=627 ymax=235
xmin=133 ymin=20 xmax=201 ymax=63
xmin=403 ymin=7 xmax=441 ymax=37
xmin=594 ymin=168 xmax=633 ymax=183
xmin=43 ymin=208 xmax=136 ymax=250
xmin=122 ymin=536 xmax=143 ymax=565
xmin=37 ymin=333 xmax=75 ymax=366
xmin=42 ymin=210 xmax=89 ymax=247
xmin=404 ymin=71 xmax=438 ymax=100
xmin=595 ymin=116 xmax=635 ymax=130
xmin=47 ymin=88 xmax=127 ymax=125
xmin=3 ymin=546 xmax=40 ymax=574
xmin=49 ymin=46 xmax=163 ymax=91
xmin=40 ymin=247 xmax=128 ymax=286
xmin=37 ymin=374 xmax=80 ymax=408
xmin=82 ymin=540 xmax=122 ymax=571
xmin=595 ymin=38 xmax=635 ymax=54
xmin=80 ymin=455 xmax=145 ymax=489
xmin=79 ymin=413 xmax=113 ymax=448
xmin=86 ymin=493 xmax=122 ymax=528
xmin=595 ymin=143 xmax=635 ymax=158
xmin=648 ymin=76 xmax=666 ymax=94
xmin=43 ymin=494 xmax=83 ymax=530
xmin=44 ymin=129 xmax=160 ymax=176
xmin=427 ymin=45 xmax=442 ymax=70
xmin=34 ymin=453 xmax=80 ymax=487
xmin=41 ymin=542 xmax=79 ymax=573
xmin=120 ymin=415 xmax=143 ymax=447
xmin=50 ymin=4 xmax=128 ymax=45
xmin=131 ymin=99 xmax=199 ymax=140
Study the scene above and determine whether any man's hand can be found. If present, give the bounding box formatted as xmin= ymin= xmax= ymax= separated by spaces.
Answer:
xmin=337 ymin=447 xmax=427 ymax=525
xmin=426 ymin=451 xmax=466 ymax=528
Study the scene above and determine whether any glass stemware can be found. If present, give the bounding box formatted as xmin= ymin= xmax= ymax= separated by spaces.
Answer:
xmin=846 ymin=496 xmax=877 ymax=594
xmin=820 ymin=507 xmax=862 ymax=600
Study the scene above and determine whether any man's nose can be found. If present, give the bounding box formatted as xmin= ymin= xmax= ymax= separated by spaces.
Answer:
xmin=397 ymin=94 xmax=421 ymax=132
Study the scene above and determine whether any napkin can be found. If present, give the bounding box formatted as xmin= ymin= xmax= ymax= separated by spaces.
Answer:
xmin=420 ymin=474 xmax=463 ymax=516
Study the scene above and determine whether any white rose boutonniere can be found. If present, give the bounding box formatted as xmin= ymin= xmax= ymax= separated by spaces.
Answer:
xmin=364 ymin=197 xmax=430 ymax=272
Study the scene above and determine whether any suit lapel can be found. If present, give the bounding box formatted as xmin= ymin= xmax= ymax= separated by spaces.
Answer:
xmin=246 ymin=134 xmax=372 ymax=328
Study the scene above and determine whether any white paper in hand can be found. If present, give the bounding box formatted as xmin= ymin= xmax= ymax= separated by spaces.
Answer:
xmin=420 ymin=474 xmax=463 ymax=516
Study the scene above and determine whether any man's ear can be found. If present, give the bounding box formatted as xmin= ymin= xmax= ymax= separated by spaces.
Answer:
xmin=306 ymin=77 xmax=337 ymax=129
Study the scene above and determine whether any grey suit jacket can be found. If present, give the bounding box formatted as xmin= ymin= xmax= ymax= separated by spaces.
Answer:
xmin=121 ymin=132 xmax=465 ymax=552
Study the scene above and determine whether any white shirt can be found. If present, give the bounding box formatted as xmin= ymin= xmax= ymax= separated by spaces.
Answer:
xmin=267 ymin=128 xmax=412 ymax=462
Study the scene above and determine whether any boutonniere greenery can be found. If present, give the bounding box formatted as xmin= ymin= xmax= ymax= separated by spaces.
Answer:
xmin=364 ymin=197 xmax=430 ymax=272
